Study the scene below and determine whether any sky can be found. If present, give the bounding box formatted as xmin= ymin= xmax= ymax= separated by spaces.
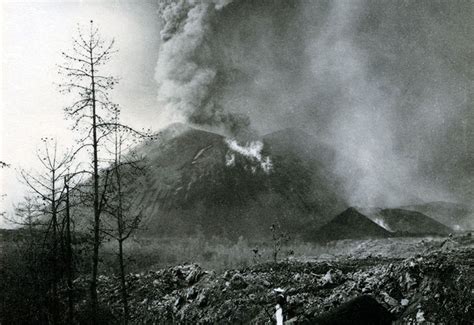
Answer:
xmin=1 ymin=0 xmax=161 ymax=227
xmin=1 ymin=0 xmax=473 ymax=227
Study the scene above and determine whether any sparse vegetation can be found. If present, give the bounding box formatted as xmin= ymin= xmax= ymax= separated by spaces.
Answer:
xmin=0 ymin=228 xmax=72 ymax=324
xmin=75 ymin=234 xmax=474 ymax=323
xmin=97 ymin=234 xmax=451 ymax=273
xmin=270 ymin=222 xmax=291 ymax=263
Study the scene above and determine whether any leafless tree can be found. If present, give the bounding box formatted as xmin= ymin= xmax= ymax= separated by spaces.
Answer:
xmin=58 ymin=20 xmax=149 ymax=322
xmin=100 ymin=111 xmax=145 ymax=324
xmin=19 ymin=138 xmax=73 ymax=325
xmin=58 ymin=21 xmax=119 ymax=322
xmin=270 ymin=223 xmax=291 ymax=264
xmin=11 ymin=195 xmax=43 ymax=233
xmin=62 ymin=174 xmax=75 ymax=324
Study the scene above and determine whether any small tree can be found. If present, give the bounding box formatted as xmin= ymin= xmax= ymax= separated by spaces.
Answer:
xmin=19 ymin=138 xmax=73 ymax=324
xmin=11 ymin=195 xmax=43 ymax=235
xmin=270 ymin=223 xmax=290 ymax=263
xmin=62 ymin=173 xmax=79 ymax=324
xmin=100 ymin=111 xmax=145 ymax=324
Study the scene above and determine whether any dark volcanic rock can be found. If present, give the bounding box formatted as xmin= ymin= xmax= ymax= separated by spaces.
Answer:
xmin=79 ymin=239 xmax=473 ymax=324
xmin=307 ymin=295 xmax=394 ymax=325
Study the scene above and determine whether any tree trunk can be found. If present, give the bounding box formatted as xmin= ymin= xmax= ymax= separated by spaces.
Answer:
xmin=118 ymin=239 xmax=129 ymax=324
xmin=90 ymin=46 xmax=100 ymax=324
xmin=115 ymin=139 xmax=129 ymax=324
xmin=51 ymin=172 xmax=59 ymax=325
xmin=65 ymin=177 xmax=74 ymax=324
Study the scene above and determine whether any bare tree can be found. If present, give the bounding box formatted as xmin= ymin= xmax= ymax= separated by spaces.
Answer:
xmin=270 ymin=223 xmax=291 ymax=264
xmin=11 ymin=195 xmax=43 ymax=234
xmin=62 ymin=174 xmax=75 ymax=324
xmin=100 ymin=112 xmax=145 ymax=324
xmin=58 ymin=21 xmax=119 ymax=321
xmin=58 ymin=21 xmax=150 ymax=322
xmin=19 ymin=138 xmax=73 ymax=325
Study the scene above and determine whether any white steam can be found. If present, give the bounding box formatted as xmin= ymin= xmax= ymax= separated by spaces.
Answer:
xmin=372 ymin=218 xmax=393 ymax=232
xmin=225 ymin=152 xmax=235 ymax=167
xmin=225 ymin=139 xmax=273 ymax=173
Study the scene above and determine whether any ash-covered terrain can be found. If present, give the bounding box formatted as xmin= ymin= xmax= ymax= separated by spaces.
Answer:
xmin=73 ymin=233 xmax=473 ymax=324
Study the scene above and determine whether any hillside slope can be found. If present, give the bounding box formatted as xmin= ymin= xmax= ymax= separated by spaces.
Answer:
xmin=309 ymin=207 xmax=392 ymax=242
xmin=117 ymin=124 xmax=347 ymax=239
xmin=359 ymin=207 xmax=453 ymax=235
xmin=379 ymin=209 xmax=452 ymax=235
xmin=401 ymin=201 xmax=474 ymax=231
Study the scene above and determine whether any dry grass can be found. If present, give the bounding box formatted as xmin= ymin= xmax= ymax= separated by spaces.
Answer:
xmin=99 ymin=235 xmax=446 ymax=273
xmin=100 ymin=235 xmax=314 ymax=272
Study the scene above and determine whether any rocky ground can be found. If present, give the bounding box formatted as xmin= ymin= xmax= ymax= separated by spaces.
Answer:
xmin=78 ymin=234 xmax=473 ymax=324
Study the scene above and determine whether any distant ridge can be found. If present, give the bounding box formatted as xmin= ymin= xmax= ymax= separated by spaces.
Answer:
xmin=359 ymin=207 xmax=453 ymax=236
xmin=311 ymin=207 xmax=392 ymax=242
xmin=379 ymin=209 xmax=452 ymax=235
xmin=400 ymin=201 xmax=474 ymax=231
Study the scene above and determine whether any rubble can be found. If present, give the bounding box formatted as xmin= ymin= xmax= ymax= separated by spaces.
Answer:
xmin=73 ymin=236 xmax=473 ymax=323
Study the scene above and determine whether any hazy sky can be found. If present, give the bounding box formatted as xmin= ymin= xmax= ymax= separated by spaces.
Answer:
xmin=1 ymin=0 xmax=160 ymax=227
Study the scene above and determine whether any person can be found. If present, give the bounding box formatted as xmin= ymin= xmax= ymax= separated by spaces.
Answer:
xmin=274 ymin=288 xmax=286 ymax=325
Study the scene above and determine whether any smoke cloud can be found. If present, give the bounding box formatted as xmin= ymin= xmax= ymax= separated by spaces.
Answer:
xmin=155 ymin=0 xmax=250 ymax=136
xmin=155 ymin=0 xmax=473 ymax=208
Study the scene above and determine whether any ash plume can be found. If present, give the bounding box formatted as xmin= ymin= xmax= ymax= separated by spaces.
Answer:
xmin=155 ymin=0 xmax=250 ymax=136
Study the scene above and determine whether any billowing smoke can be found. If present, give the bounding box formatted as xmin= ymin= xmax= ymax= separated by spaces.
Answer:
xmin=155 ymin=0 xmax=250 ymax=136
xmin=155 ymin=0 xmax=473 ymax=208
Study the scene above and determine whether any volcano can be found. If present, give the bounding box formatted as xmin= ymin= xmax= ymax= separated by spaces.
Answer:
xmin=310 ymin=207 xmax=392 ymax=242
xmin=119 ymin=124 xmax=347 ymax=239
